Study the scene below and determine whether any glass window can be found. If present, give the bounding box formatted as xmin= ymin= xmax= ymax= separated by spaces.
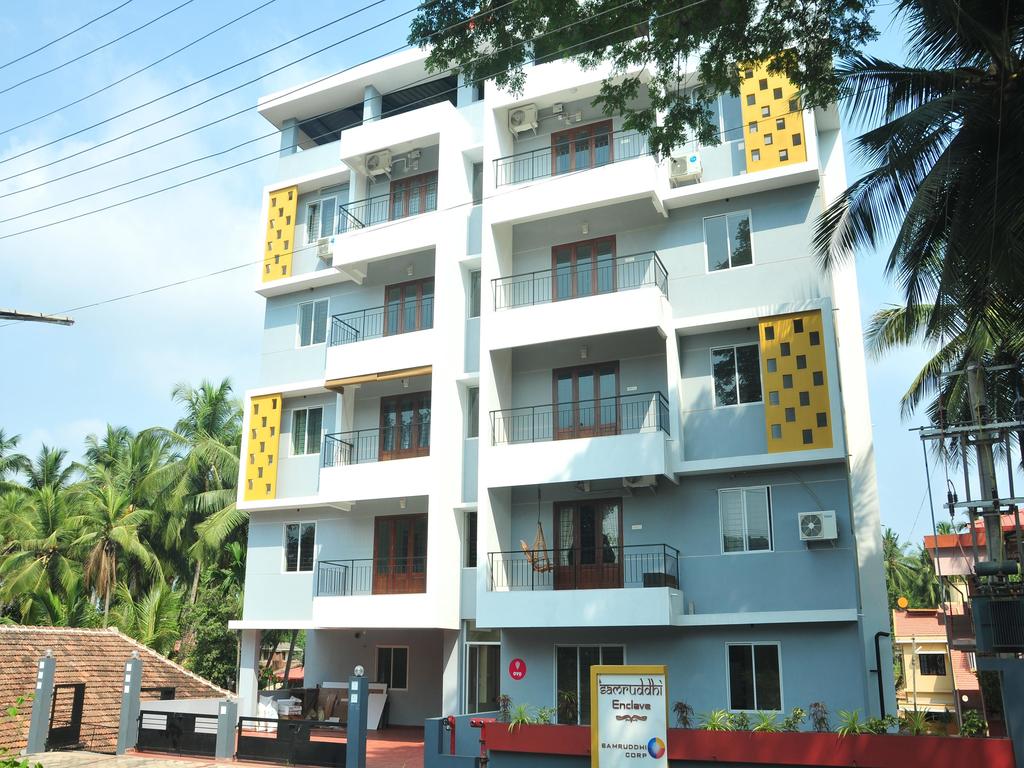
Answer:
xmin=467 ymin=387 xmax=479 ymax=438
xmin=919 ymin=653 xmax=947 ymax=676
xmin=705 ymin=212 xmax=752 ymax=271
xmin=467 ymin=643 xmax=500 ymax=712
xmin=291 ymin=407 xmax=323 ymax=455
xmin=711 ymin=344 xmax=762 ymax=407
xmin=376 ymin=646 xmax=409 ymax=689
xmin=284 ymin=522 xmax=315 ymax=572
xmin=469 ymin=270 xmax=481 ymax=318
xmin=472 ymin=162 xmax=484 ymax=204
xmin=298 ymin=299 xmax=329 ymax=346
xmin=719 ymin=487 xmax=772 ymax=553
xmin=728 ymin=643 xmax=781 ymax=711
xmin=556 ymin=645 xmax=624 ymax=724
xmin=465 ymin=511 xmax=478 ymax=567
xmin=306 ymin=197 xmax=337 ymax=243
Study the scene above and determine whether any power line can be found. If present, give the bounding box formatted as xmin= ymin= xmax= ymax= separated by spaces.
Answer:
xmin=0 ymin=0 xmax=406 ymax=169
xmin=0 ymin=0 xmax=279 ymax=140
xmin=0 ymin=0 xmax=135 ymax=72
xmin=0 ymin=0 xmax=198 ymax=97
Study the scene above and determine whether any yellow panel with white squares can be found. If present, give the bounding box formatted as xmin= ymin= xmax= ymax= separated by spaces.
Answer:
xmin=758 ymin=310 xmax=832 ymax=453
xmin=738 ymin=61 xmax=807 ymax=172
xmin=244 ymin=393 xmax=282 ymax=500
xmin=262 ymin=186 xmax=298 ymax=283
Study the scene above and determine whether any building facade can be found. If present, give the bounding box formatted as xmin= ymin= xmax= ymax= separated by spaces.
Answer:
xmin=230 ymin=49 xmax=895 ymax=726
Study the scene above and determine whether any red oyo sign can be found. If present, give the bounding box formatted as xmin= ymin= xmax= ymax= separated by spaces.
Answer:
xmin=508 ymin=658 xmax=527 ymax=680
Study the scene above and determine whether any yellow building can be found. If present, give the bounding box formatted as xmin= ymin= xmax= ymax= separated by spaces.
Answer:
xmin=893 ymin=608 xmax=979 ymax=715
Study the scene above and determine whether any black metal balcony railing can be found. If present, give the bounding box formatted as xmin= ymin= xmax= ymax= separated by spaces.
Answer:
xmin=322 ymin=421 xmax=431 ymax=467
xmin=329 ymin=298 xmax=434 ymax=345
xmin=490 ymin=391 xmax=669 ymax=445
xmin=315 ymin=557 xmax=427 ymax=596
xmin=494 ymin=129 xmax=648 ymax=187
xmin=492 ymin=251 xmax=667 ymax=310
xmin=487 ymin=544 xmax=679 ymax=591
xmin=335 ymin=180 xmax=438 ymax=233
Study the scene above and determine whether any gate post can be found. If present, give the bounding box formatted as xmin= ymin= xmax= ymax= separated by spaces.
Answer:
xmin=215 ymin=699 xmax=238 ymax=760
xmin=345 ymin=667 xmax=369 ymax=768
xmin=25 ymin=650 xmax=56 ymax=754
xmin=116 ymin=651 xmax=144 ymax=755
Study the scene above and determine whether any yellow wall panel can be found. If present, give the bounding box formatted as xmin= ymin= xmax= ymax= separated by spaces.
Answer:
xmin=243 ymin=393 xmax=283 ymax=500
xmin=758 ymin=310 xmax=832 ymax=453
xmin=738 ymin=61 xmax=807 ymax=173
xmin=262 ymin=186 xmax=298 ymax=283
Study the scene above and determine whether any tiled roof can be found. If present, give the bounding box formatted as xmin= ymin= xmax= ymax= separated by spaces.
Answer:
xmin=892 ymin=608 xmax=947 ymax=638
xmin=923 ymin=511 xmax=1024 ymax=550
xmin=0 ymin=626 xmax=228 ymax=755
xmin=951 ymin=647 xmax=980 ymax=693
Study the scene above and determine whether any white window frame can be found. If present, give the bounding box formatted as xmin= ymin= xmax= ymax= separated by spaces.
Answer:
xmin=290 ymin=406 xmax=324 ymax=456
xmin=296 ymin=299 xmax=329 ymax=348
xmin=376 ymin=645 xmax=410 ymax=691
xmin=718 ymin=485 xmax=773 ymax=554
xmin=463 ymin=622 xmax=501 ymax=713
xmin=305 ymin=195 xmax=339 ymax=245
xmin=709 ymin=343 xmax=763 ymax=408
xmin=703 ymin=210 xmax=754 ymax=273
xmin=725 ymin=641 xmax=783 ymax=713
xmin=552 ymin=644 xmax=626 ymax=725
xmin=282 ymin=521 xmax=316 ymax=574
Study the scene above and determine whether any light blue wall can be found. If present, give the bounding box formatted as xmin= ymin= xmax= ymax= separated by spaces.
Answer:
xmin=275 ymin=141 xmax=343 ymax=185
xmin=503 ymin=463 xmax=858 ymax=615
xmin=463 ymin=437 xmax=479 ymax=503
xmin=679 ymin=328 xmax=767 ymax=461
xmin=367 ymin=144 xmax=441 ymax=198
xmin=498 ymin=622 xmax=868 ymax=720
xmin=467 ymin=205 xmax=483 ymax=256
xmin=465 ymin=318 xmax=480 ymax=374
xmin=277 ymin=392 xmax=338 ymax=498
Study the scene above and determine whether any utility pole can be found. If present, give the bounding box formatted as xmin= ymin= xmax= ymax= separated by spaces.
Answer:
xmin=0 ymin=308 xmax=73 ymax=326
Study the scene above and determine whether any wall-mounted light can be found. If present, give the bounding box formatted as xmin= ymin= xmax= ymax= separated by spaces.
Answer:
xmin=581 ymin=222 xmax=589 ymax=236
xmin=407 ymin=264 xmax=415 ymax=276
xmin=579 ymin=344 xmax=589 ymax=360
xmin=402 ymin=377 xmax=410 ymax=388
xmin=399 ymin=498 xmax=407 ymax=510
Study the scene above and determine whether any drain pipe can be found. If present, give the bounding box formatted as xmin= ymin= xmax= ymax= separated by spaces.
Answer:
xmin=874 ymin=631 xmax=890 ymax=718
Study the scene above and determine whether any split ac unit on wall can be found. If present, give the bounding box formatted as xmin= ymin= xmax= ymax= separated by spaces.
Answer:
xmin=798 ymin=510 xmax=838 ymax=542
xmin=364 ymin=149 xmax=392 ymax=177
xmin=508 ymin=104 xmax=539 ymax=134
xmin=316 ymin=237 xmax=333 ymax=262
xmin=668 ymin=150 xmax=703 ymax=186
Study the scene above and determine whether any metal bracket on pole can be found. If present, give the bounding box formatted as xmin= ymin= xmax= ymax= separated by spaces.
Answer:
xmin=25 ymin=651 xmax=56 ymax=754
xmin=116 ymin=652 xmax=144 ymax=755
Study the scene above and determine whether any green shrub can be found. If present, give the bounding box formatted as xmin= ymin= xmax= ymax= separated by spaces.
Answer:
xmin=731 ymin=711 xmax=750 ymax=730
xmin=672 ymin=701 xmax=694 ymax=729
xmin=959 ymin=709 xmax=987 ymax=737
xmin=780 ymin=707 xmax=806 ymax=732
xmin=699 ymin=710 xmax=734 ymax=731
xmin=752 ymin=712 xmax=779 ymax=732
xmin=809 ymin=702 xmax=831 ymax=733
xmin=836 ymin=710 xmax=866 ymax=736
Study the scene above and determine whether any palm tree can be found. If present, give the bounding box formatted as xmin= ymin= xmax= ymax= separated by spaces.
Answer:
xmin=72 ymin=470 xmax=160 ymax=622
xmin=815 ymin=0 xmax=1024 ymax=419
xmin=25 ymin=445 xmax=76 ymax=490
xmin=150 ymin=379 xmax=243 ymax=602
xmin=909 ymin=546 xmax=942 ymax=607
xmin=21 ymin=574 xmax=101 ymax=628
xmin=110 ymin=582 xmax=182 ymax=656
xmin=883 ymin=527 xmax=917 ymax=608
xmin=0 ymin=429 xmax=28 ymax=492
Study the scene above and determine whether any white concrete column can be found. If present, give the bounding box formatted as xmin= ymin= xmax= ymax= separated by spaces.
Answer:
xmin=238 ymin=629 xmax=262 ymax=717
xmin=363 ymin=85 xmax=382 ymax=123
xmin=441 ymin=629 xmax=461 ymax=715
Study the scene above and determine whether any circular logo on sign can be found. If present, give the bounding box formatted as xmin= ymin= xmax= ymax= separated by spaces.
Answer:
xmin=508 ymin=658 xmax=527 ymax=680
xmin=647 ymin=737 xmax=665 ymax=759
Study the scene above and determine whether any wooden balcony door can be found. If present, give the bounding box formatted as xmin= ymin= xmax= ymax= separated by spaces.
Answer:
xmin=552 ymin=236 xmax=616 ymax=301
xmin=379 ymin=392 xmax=431 ymax=461
xmin=390 ymin=171 xmax=438 ymax=220
xmin=384 ymin=278 xmax=434 ymax=336
xmin=552 ymin=120 xmax=613 ymax=175
xmin=553 ymin=499 xmax=623 ymax=590
xmin=553 ymin=362 xmax=619 ymax=440
xmin=372 ymin=514 xmax=427 ymax=594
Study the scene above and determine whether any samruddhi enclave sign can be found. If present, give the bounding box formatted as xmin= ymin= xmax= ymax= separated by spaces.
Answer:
xmin=591 ymin=666 xmax=669 ymax=768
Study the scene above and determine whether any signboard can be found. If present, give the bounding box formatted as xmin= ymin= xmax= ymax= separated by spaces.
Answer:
xmin=508 ymin=658 xmax=527 ymax=680
xmin=590 ymin=665 xmax=668 ymax=768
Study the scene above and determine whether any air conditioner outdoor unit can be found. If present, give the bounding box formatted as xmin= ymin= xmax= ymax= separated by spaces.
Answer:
xmin=508 ymin=104 xmax=538 ymax=134
xmin=364 ymin=149 xmax=392 ymax=177
xmin=316 ymin=237 xmax=333 ymax=262
xmin=798 ymin=510 xmax=838 ymax=542
xmin=623 ymin=475 xmax=657 ymax=489
xmin=668 ymin=150 xmax=703 ymax=185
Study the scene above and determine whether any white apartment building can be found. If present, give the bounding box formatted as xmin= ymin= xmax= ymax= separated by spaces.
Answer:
xmin=230 ymin=48 xmax=895 ymax=727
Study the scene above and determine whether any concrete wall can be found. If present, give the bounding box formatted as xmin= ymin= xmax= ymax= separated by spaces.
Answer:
xmin=278 ymin=392 xmax=337 ymax=498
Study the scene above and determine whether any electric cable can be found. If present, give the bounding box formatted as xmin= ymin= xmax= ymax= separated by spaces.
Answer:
xmin=0 ymin=0 xmax=135 ymax=72
xmin=0 ymin=0 xmax=279 ymax=139
xmin=0 ymin=0 xmax=198 ymax=97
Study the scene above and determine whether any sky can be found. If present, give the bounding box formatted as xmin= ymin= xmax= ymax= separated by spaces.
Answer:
xmin=0 ymin=1 xmax=953 ymax=547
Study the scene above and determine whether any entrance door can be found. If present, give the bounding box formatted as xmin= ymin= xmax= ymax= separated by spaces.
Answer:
xmin=553 ymin=499 xmax=623 ymax=590
xmin=379 ymin=392 xmax=431 ymax=460
xmin=384 ymin=278 xmax=434 ymax=336
xmin=373 ymin=514 xmax=427 ymax=594
xmin=551 ymin=120 xmax=613 ymax=176
xmin=553 ymin=363 xmax=619 ymax=440
xmin=390 ymin=171 xmax=438 ymax=220
xmin=551 ymin=237 xmax=616 ymax=301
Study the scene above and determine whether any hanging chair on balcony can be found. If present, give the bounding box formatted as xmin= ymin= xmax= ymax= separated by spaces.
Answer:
xmin=520 ymin=521 xmax=554 ymax=573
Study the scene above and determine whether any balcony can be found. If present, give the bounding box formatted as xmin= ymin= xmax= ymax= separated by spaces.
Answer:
xmin=315 ymin=556 xmax=426 ymax=596
xmin=324 ymin=297 xmax=437 ymax=382
xmin=323 ymin=422 xmax=430 ymax=466
xmin=494 ymin=128 xmax=647 ymax=187
xmin=319 ymin=422 xmax=433 ymax=502
xmin=478 ymin=543 xmax=684 ymax=628
xmin=485 ymin=392 xmax=671 ymax=487
xmin=329 ymin=298 xmax=433 ymax=346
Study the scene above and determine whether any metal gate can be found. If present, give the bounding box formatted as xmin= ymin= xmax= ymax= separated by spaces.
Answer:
xmin=136 ymin=710 xmax=218 ymax=757
xmin=236 ymin=717 xmax=346 ymax=767
xmin=46 ymin=683 xmax=85 ymax=750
